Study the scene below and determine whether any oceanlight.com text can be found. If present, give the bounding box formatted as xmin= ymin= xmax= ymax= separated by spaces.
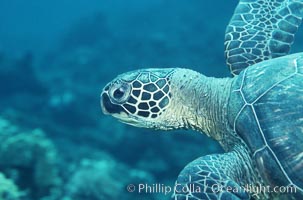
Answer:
xmin=126 ymin=182 xmax=297 ymax=198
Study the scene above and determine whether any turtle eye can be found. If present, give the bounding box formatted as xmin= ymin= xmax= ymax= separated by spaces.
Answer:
xmin=113 ymin=87 xmax=125 ymax=99
xmin=109 ymin=82 xmax=131 ymax=104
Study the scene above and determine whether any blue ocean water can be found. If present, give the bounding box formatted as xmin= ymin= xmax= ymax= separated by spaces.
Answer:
xmin=1 ymin=0 xmax=302 ymax=200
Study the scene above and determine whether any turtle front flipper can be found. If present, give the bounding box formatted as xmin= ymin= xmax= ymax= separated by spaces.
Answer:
xmin=225 ymin=0 xmax=303 ymax=76
xmin=173 ymin=151 xmax=254 ymax=200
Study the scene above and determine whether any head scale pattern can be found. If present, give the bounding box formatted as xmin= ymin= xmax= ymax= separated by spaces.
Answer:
xmin=102 ymin=69 xmax=173 ymax=119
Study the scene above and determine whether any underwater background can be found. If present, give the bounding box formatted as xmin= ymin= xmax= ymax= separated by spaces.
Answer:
xmin=1 ymin=0 xmax=302 ymax=199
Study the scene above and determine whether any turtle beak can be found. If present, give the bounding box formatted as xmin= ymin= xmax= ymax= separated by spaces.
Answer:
xmin=100 ymin=83 xmax=114 ymax=115
xmin=100 ymin=90 xmax=126 ymax=116
xmin=100 ymin=92 xmax=110 ymax=115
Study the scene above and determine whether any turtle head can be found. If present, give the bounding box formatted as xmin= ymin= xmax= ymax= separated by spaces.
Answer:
xmin=101 ymin=67 xmax=231 ymax=136
xmin=100 ymin=68 xmax=181 ymax=130
xmin=101 ymin=67 xmax=232 ymax=142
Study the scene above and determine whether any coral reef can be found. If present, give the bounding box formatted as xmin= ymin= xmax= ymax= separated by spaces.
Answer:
xmin=0 ymin=172 xmax=21 ymax=200
xmin=0 ymin=117 xmax=61 ymax=200
xmin=65 ymin=154 xmax=155 ymax=200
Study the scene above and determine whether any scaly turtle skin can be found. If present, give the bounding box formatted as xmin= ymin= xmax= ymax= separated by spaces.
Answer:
xmin=100 ymin=0 xmax=303 ymax=199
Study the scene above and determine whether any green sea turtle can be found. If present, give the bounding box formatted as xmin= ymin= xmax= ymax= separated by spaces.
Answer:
xmin=100 ymin=0 xmax=303 ymax=199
